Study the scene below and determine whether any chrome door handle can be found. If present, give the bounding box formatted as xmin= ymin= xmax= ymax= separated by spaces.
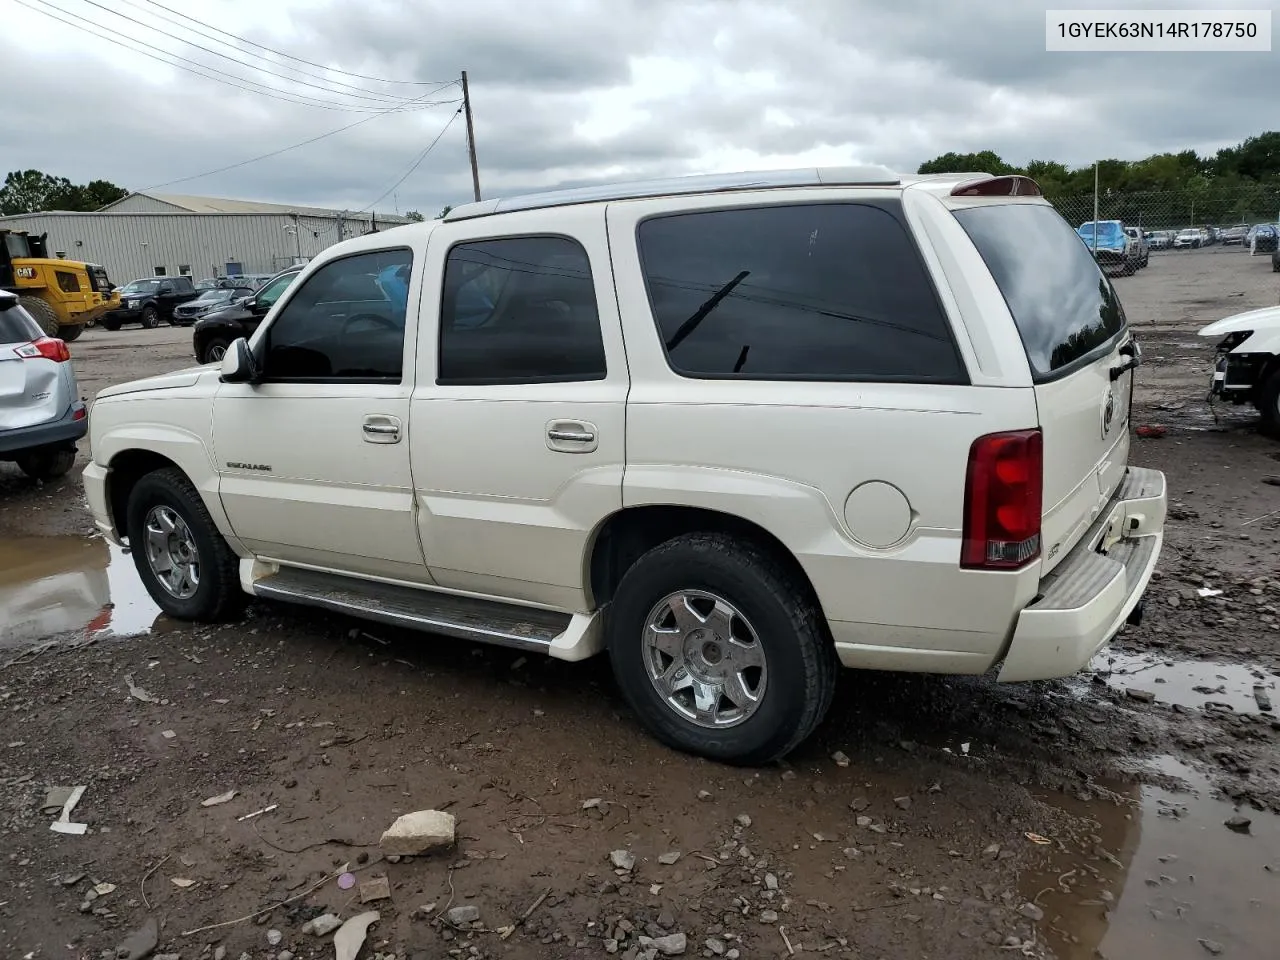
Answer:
xmin=547 ymin=428 xmax=595 ymax=443
xmin=363 ymin=424 xmax=399 ymax=435
xmin=362 ymin=415 xmax=402 ymax=444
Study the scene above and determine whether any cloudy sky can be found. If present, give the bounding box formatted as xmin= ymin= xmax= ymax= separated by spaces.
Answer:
xmin=3 ymin=0 xmax=1275 ymax=215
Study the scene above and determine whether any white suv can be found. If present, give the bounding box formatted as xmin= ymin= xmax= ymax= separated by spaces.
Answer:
xmin=84 ymin=168 xmax=1166 ymax=764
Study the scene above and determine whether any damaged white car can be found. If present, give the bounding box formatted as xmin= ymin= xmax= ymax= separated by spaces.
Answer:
xmin=1200 ymin=305 xmax=1280 ymax=437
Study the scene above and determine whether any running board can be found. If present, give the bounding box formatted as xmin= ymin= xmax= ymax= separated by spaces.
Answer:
xmin=250 ymin=566 xmax=603 ymax=659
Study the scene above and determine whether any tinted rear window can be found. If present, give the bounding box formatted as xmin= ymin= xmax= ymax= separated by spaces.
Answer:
xmin=0 ymin=301 xmax=40 ymax=343
xmin=636 ymin=202 xmax=965 ymax=382
xmin=955 ymin=204 xmax=1126 ymax=380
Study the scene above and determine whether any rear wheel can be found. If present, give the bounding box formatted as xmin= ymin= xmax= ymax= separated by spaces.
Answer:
xmin=59 ymin=323 xmax=85 ymax=342
xmin=101 ymin=317 xmax=121 ymax=332
xmin=17 ymin=296 xmax=59 ymax=337
xmin=140 ymin=305 xmax=160 ymax=329
xmin=201 ymin=337 xmax=230 ymax=365
xmin=607 ymin=532 xmax=837 ymax=765
xmin=125 ymin=467 xmax=242 ymax=621
xmin=16 ymin=445 xmax=76 ymax=480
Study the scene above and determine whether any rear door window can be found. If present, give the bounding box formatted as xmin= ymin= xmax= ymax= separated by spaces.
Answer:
xmin=955 ymin=203 xmax=1127 ymax=380
xmin=0 ymin=302 xmax=41 ymax=344
xmin=635 ymin=203 xmax=965 ymax=382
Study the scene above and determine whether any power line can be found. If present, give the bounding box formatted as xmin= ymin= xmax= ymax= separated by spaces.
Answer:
xmin=142 ymin=0 xmax=452 ymax=87
xmin=71 ymin=0 xmax=418 ymax=107
xmin=141 ymin=94 xmax=462 ymax=191
xmin=115 ymin=0 xmax=423 ymax=103
xmin=360 ymin=108 xmax=464 ymax=213
xmin=16 ymin=0 xmax=432 ymax=112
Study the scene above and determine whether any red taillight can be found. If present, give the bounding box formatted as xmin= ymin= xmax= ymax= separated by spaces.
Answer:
xmin=15 ymin=337 xmax=71 ymax=363
xmin=950 ymin=175 xmax=1043 ymax=197
xmin=961 ymin=429 xmax=1043 ymax=570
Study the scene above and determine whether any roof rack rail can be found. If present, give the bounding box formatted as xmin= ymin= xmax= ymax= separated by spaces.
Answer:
xmin=443 ymin=166 xmax=902 ymax=222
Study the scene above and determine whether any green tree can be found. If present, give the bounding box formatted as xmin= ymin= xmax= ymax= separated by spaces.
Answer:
xmin=917 ymin=150 xmax=1014 ymax=175
xmin=435 ymin=204 xmax=454 ymax=219
xmin=0 ymin=169 xmax=128 ymax=215
xmin=404 ymin=210 xmax=425 ymax=222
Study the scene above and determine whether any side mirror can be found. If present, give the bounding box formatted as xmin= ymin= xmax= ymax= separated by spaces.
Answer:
xmin=219 ymin=338 xmax=258 ymax=383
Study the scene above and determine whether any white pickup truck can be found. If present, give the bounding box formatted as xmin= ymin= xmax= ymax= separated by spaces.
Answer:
xmin=85 ymin=168 xmax=1166 ymax=764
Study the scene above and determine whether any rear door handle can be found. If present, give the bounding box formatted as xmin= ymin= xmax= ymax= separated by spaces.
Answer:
xmin=546 ymin=420 xmax=599 ymax=453
xmin=363 ymin=415 xmax=402 ymax=444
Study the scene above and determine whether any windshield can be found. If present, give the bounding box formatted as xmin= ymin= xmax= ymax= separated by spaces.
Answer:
xmin=122 ymin=279 xmax=161 ymax=294
xmin=194 ymin=289 xmax=236 ymax=303
xmin=957 ymin=204 xmax=1127 ymax=381
xmin=1076 ymin=222 xmax=1123 ymax=240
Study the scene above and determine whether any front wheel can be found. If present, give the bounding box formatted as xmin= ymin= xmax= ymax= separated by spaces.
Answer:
xmin=1258 ymin=370 xmax=1280 ymax=440
xmin=201 ymin=337 xmax=230 ymax=365
xmin=607 ymin=532 xmax=837 ymax=765
xmin=125 ymin=467 xmax=242 ymax=621
xmin=59 ymin=323 xmax=85 ymax=342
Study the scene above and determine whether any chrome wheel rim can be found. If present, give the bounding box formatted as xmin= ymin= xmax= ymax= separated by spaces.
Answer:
xmin=642 ymin=590 xmax=767 ymax=728
xmin=144 ymin=505 xmax=200 ymax=600
xmin=208 ymin=343 xmax=226 ymax=362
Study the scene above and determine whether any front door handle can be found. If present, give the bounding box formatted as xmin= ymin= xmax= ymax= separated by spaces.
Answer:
xmin=363 ymin=415 xmax=402 ymax=444
xmin=546 ymin=419 xmax=599 ymax=453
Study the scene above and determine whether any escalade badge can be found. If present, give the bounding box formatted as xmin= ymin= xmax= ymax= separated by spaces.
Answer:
xmin=226 ymin=462 xmax=272 ymax=472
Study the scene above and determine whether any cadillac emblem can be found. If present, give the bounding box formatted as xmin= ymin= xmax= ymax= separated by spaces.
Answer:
xmin=1102 ymin=388 xmax=1117 ymax=437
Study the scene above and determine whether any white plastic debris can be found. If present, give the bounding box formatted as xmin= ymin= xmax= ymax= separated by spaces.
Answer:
xmin=1197 ymin=587 xmax=1224 ymax=598
xmin=201 ymin=790 xmax=237 ymax=807
xmin=50 ymin=785 xmax=88 ymax=835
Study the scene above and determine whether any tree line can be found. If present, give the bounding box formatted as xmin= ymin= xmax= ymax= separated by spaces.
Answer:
xmin=918 ymin=132 xmax=1280 ymax=227
xmin=0 ymin=169 xmax=129 ymax=217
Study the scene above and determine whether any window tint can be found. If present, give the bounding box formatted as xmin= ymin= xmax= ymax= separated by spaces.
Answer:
xmin=0 ymin=301 xmax=41 ymax=343
xmin=955 ymin=204 xmax=1127 ymax=380
xmin=262 ymin=249 xmax=412 ymax=382
xmin=256 ymin=272 xmax=296 ymax=308
xmin=636 ymin=203 xmax=963 ymax=382
xmin=438 ymin=236 xmax=605 ymax=384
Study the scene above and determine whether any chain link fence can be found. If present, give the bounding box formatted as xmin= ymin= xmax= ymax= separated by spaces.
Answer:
xmin=1050 ymin=186 xmax=1280 ymax=238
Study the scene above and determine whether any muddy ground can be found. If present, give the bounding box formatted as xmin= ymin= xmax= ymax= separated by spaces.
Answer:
xmin=1 ymin=247 xmax=1278 ymax=960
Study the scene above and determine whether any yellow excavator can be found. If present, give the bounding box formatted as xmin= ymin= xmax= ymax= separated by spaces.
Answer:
xmin=0 ymin=229 xmax=118 ymax=341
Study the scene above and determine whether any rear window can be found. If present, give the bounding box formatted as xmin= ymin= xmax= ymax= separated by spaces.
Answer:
xmin=0 ymin=301 xmax=41 ymax=344
xmin=636 ymin=202 xmax=966 ymax=382
xmin=955 ymin=204 xmax=1127 ymax=381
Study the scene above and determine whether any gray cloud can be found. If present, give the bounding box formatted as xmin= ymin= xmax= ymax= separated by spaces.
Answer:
xmin=1 ymin=0 xmax=1271 ymax=220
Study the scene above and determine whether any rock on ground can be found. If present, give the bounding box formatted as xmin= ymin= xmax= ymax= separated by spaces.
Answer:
xmin=379 ymin=809 xmax=457 ymax=854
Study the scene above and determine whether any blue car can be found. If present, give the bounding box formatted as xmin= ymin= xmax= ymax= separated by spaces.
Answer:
xmin=1076 ymin=220 xmax=1139 ymax=275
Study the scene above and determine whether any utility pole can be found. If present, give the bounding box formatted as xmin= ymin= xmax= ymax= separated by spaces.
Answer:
xmin=461 ymin=70 xmax=481 ymax=202
xmin=337 ymin=210 xmax=345 ymax=243
xmin=1092 ymin=162 xmax=1099 ymax=252
xmin=290 ymin=212 xmax=302 ymax=262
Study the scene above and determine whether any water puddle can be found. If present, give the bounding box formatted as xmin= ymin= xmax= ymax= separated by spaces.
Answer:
xmin=1024 ymin=760 xmax=1280 ymax=959
xmin=1080 ymin=651 xmax=1276 ymax=715
xmin=0 ymin=535 xmax=163 ymax=647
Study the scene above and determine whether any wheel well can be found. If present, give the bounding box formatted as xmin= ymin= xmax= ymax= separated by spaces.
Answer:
xmin=108 ymin=450 xmax=181 ymax=537
xmin=588 ymin=505 xmax=825 ymax=613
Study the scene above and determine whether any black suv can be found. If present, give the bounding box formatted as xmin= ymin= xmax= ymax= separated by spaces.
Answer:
xmin=103 ymin=276 xmax=200 ymax=329
xmin=192 ymin=265 xmax=302 ymax=364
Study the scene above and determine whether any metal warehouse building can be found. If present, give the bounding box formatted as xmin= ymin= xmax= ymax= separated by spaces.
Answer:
xmin=0 ymin=192 xmax=412 ymax=285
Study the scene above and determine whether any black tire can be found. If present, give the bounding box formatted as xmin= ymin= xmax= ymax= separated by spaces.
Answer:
xmin=16 ymin=446 xmax=75 ymax=480
xmin=125 ymin=467 xmax=242 ymax=621
xmin=140 ymin=305 xmax=160 ymax=329
xmin=1120 ymin=260 xmax=1135 ymax=276
xmin=607 ymin=532 xmax=838 ymax=765
xmin=201 ymin=337 xmax=230 ymax=365
xmin=102 ymin=318 xmax=121 ymax=332
xmin=1271 ymin=258 xmax=1279 ymax=273
xmin=1258 ymin=370 xmax=1280 ymax=440
xmin=59 ymin=323 xmax=85 ymax=342
xmin=17 ymin=296 xmax=59 ymax=337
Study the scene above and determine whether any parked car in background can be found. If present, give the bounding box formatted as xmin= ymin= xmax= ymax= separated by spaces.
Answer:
xmin=192 ymin=265 xmax=302 ymax=364
xmin=102 ymin=276 xmax=199 ymax=330
xmin=1077 ymin=220 xmax=1140 ymax=274
xmin=1123 ymin=227 xmax=1150 ymax=267
xmin=0 ymin=291 xmax=86 ymax=480
xmin=1173 ymin=228 xmax=1202 ymax=249
xmin=1249 ymin=223 xmax=1279 ymax=255
xmin=1146 ymin=231 xmax=1173 ymax=251
xmin=85 ymin=167 xmax=1165 ymax=764
xmin=1220 ymin=223 xmax=1250 ymax=245
xmin=171 ymin=285 xmax=256 ymax=326
xmin=1200 ymin=304 xmax=1280 ymax=438
xmin=1200 ymin=227 xmax=1214 ymax=246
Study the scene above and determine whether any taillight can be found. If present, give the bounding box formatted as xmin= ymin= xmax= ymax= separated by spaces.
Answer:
xmin=961 ymin=429 xmax=1043 ymax=570
xmin=14 ymin=337 xmax=71 ymax=362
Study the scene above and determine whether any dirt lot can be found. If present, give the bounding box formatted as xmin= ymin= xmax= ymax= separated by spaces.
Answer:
xmin=1 ymin=248 xmax=1278 ymax=960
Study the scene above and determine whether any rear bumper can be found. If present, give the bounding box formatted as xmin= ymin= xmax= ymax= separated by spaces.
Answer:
xmin=997 ymin=466 xmax=1166 ymax=683
xmin=0 ymin=402 xmax=87 ymax=455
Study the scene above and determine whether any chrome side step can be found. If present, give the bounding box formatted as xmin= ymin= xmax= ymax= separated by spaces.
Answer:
xmin=252 ymin=566 xmax=572 ymax=653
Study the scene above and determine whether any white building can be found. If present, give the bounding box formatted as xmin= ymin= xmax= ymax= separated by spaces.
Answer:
xmin=0 ymin=191 xmax=413 ymax=284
